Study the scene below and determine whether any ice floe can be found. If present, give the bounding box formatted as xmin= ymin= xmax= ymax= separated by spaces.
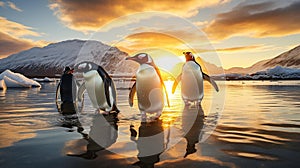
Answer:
xmin=0 ymin=69 xmax=41 ymax=88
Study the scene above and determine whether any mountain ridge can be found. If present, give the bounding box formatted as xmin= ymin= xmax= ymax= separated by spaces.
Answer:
xmin=225 ymin=45 xmax=300 ymax=75
xmin=0 ymin=39 xmax=299 ymax=78
xmin=0 ymin=39 xmax=138 ymax=77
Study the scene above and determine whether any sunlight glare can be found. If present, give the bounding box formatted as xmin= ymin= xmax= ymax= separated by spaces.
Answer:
xmin=155 ymin=56 xmax=183 ymax=72
xmin=164 ymin=79 xmax=174 ymax=99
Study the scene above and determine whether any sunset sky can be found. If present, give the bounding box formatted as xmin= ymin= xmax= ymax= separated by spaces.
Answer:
xmin=1 ymin=0 xmax=300 ymax=69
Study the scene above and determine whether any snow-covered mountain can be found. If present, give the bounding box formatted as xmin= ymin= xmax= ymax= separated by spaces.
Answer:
xmin=263 ymin=45 xmax=300 ymax=68
xmin=0 ymin=39 xmax=138 ymax=77
xmin=226 ymin=45 xmax=300 ymax=75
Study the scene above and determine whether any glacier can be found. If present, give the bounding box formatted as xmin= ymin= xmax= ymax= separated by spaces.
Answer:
xmin=250 ymin=66 xmax=300 ymax=79
xmin=221 ymin=66 xmax=300 ymax=80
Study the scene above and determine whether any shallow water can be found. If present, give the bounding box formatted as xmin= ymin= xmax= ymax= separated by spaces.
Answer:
xmin=0 ymin=80 xmax=299 ymax=168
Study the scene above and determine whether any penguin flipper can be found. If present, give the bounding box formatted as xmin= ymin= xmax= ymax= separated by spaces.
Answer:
xmin=203 ymin=73 xmax=219 ymax=92
xmin=172 ymin=73 xmax=182 ymax=94
xmin=78 ymin=82 xmax=86 ymax=102
xmin=104 ymin=79 xmax=112 ymax=107
xmin=56 ymin=81 xmax=61 ymax=101
xmin=162 ymin=82 xmax=170 ymax=107
xmin=110 ymin=82 xmax=120 ymax=113
xmin=129 ymin=82 xmax=136 ymax=107
xmin=56 ymin=81 xmax=61 ymax=112
xmin=97 ymin=66 xmax=112 ymax=107
xmin=152 ymin=66 xmax=170 ymax=107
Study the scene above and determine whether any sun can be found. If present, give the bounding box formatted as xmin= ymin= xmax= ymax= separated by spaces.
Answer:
xmin=153 ymin=52 xmax=185 ymax=78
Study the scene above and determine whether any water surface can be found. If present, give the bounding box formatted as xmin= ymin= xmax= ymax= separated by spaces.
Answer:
xmin=0 ymin=80 xmax=299 ymax=168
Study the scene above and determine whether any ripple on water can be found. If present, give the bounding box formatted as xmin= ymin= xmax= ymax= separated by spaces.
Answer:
xmin=222 ymin=150 xmax=278 ymax=161
xmin=214 ymin=125 xmax=300 ymax=146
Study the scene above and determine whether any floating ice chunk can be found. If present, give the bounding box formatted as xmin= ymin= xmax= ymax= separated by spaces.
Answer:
xmin=0 ymin=69 xmax=41 ymax=88
xmin=33 ymin=77 xmax=54 ymax=82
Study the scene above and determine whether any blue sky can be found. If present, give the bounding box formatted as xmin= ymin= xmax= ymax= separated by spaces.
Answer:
xmin=1 ymin=0 xmax=300 ymax=69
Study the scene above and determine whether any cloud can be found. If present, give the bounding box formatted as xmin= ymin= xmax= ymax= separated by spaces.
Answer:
xmin=215 ymin=45 xmax=264 ymax=52
xmin=7 ymin=1 xmax=22 ymax=12
xmin=0 ymin=17 xmax=46 ymax=58
xmin=204 ymin=1 xmax=300 ymax=40
xmin=0 ymin=1 xmax=23 ymax=11
xmin=131 ymin=27 xmax=208 ymax=43
xmin=0 ymin=32 xmax=34 ymax=58
xmin=116 ymin=32 xmax=185 ymax=54
xmin=193 ymin=21 xmax=209 ymax=27
xmin=110 ymin=24 xmax=211 ymax=56
xmin=0 ymin=17 xmax=40 ymax=38
xmin=49 ymin=0 xmax=229 ymax=32
xmin=115 ymin=29 xmax=209 ymax=55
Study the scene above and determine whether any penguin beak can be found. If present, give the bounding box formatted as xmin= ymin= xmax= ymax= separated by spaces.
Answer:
xmin=125 ymin=56 xmax=135 ymax=61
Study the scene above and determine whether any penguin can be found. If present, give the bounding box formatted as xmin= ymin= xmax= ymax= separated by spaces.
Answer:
xmin=74 ymin=61 xmax=119 ymax=114
xmin=126 ymin=53 xmax=170 ymax=121
xmin=172 ymin=52 xmax=219 ymax=104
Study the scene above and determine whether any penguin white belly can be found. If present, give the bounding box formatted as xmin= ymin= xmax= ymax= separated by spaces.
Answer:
xmin=136 ymin=65 xmax=164 ymax=113
xmin=181 ymin=62 xmax=204 ymax=102
xmin=83 ymin=70 xmax=112 ymax=111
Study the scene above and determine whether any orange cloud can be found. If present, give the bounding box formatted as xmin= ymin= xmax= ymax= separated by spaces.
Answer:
xmin=129 ymin=27 xmax=208 ymax=42
xmin=185 ymin=44 xmax=266 ymax=55
xmin=116 ymin=32 xmax=195 ymax=55
xmin=0 ymin=17 xmax=40 ymax=38
xmin=204 ymin=1 xmax=300 ymax=40
xmin=0 ymin=17 xmax=47 ymax=58
xmin=49 ymin=0 xmax=229 ymax=32
xmin=0 ymin=32 xmax=35 ymax=58
xmin=112 ymin=26 xmax=211 ymax=56
xmin=214 ymin=45 xmax=265 ymax=53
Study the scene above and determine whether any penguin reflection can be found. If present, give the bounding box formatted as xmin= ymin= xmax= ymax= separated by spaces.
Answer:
xmin=59 ymin=114 xmax=87 ymax=137
xmin=130 ymin=119 xmax=164 ymax=168
xmin=182 ymin=105 xmax=204 ymax=158
xmin=68 ymin=113 xmax=119 ymax=159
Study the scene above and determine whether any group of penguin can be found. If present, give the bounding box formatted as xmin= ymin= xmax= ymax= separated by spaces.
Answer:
xmin=73 ymin=52 xmax=219 ymax=120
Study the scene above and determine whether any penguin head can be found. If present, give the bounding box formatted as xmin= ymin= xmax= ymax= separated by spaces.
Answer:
xmin=183 ymin=52 xmax=195 ymax=62
xmin=125 ymin=53 xmax=154 ymax=65
xmin=74 ymin=61 xmax=98 ymax=73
